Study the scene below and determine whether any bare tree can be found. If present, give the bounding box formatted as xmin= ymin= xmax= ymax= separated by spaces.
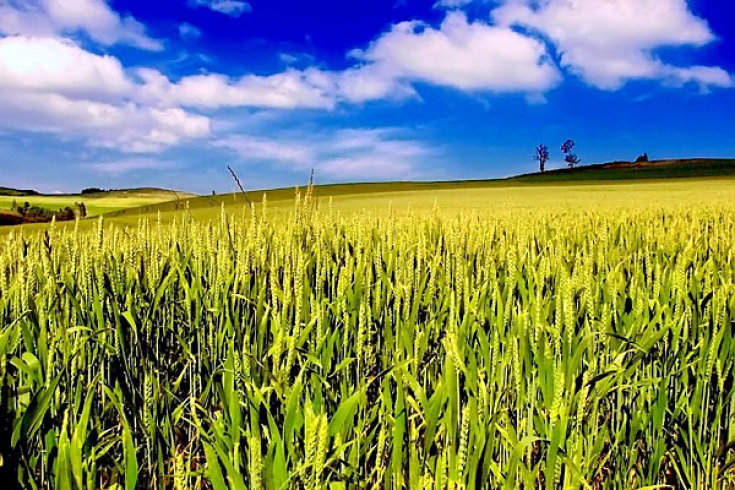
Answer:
xmin=534 ymin=144 xmax=550 ymax=173
xmin=561 ymin=139 xmax=581 ymax=168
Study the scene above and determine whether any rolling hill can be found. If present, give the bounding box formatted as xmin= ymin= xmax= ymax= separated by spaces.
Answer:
xmin=3 ymin=157 xmax=734 ymax=231
xmin=80 ymin=157 xmax=733 ymax=231
xmin=0 ymin=186 xmax=40 ymax=196
xmin=106 ymin=157 xmax=735 ymax=218
xmin=0 ymin=187 xmax=196 ymax=217
xmin=511 ymin=158 xmax=735 ymax=182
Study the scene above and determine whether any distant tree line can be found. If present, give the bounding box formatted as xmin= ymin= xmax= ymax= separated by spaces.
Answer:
xmin=81 ymin=187 xmax=135 ymax=194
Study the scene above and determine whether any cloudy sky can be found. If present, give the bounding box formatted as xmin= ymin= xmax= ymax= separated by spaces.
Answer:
xmin=0 ymin=0 xmax=733 ymax=193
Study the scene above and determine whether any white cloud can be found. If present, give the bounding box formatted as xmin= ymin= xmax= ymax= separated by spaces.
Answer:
xmin=318 ymin=154 xmax=416 ymax=180
xmin=0 ymin=34 xmax=343 ymax=151
xmin=661 ymin=65 xmax=733 ymax=91
xmin=343 ymin=11 xmax=561 ymax=98
xmin=213 ymin=136 xmax=315 ymax=165
xmin=333 ymin=64 xmax=417 ymax=104
xmin=0 ymin=37 xmax=132 ymax=100
xmin=178 ymin=22 xmax=202 ymax=40
xmin=188 ymin=0 xmax=252 ymax=17
xmin=0 ymin=90 xmax=210 ymax=152
xmin=214 ymin=128 xmax=435 ymax=180
xmin=319 ymin=129 xmax=430 ymax=179
xmin=84 ymin=158 xmax=177 ymax=176
xmin=0 ymin=36 xmax=209 ymax=152
xmin=136 ymin=68 xmax=338 ymax=110
xmin=0 ymin=0 xmax=162 ymax=50
xmin=493 ymin=0 xmax=733 ymax=90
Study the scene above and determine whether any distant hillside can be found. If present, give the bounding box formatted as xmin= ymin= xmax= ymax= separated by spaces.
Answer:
xmin=512 ymin=158 xmax=735 ymax=182
xmin=0 ymin=186 xmax=40 ymax=196
xmin=0 ymin=187 xmax=196 ymax=222
xmin=0 ymin=186 xmax=191 ymax=197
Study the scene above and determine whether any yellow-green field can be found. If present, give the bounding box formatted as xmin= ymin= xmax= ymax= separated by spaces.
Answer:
xmin=111 ymin=175 xmax=735 ymax=219
xmin=2 ymin=176 xmax=735 ymax=488
xmin=0 ymin=188 xmax=194 ymax=218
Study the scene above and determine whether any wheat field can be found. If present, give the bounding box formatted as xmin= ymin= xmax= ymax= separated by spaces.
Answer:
xmin=2 ymin=186 xmax=735 ymax=489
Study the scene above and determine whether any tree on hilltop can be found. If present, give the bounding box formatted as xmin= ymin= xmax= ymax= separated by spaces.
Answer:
xmin=561 ymin=139 xmax=581 ymax=168
xmin=534 ymin=144 xmax=550 ymax=173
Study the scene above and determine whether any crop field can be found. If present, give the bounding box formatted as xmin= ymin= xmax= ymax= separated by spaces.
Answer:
xmin=10 ymin=175 xmax=735 ymax=235
xmin=2 ymin=180 xmax=735 ymax=489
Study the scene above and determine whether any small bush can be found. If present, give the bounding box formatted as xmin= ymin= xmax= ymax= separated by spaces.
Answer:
xmin=76 ymin=202 xmax=88 ymax=218
xmin=0 ymin=210 xmax=23 ymax=225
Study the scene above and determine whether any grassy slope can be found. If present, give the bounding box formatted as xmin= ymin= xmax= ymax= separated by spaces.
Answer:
xmin=101 ymin=175 xmax=735 ymax=228
xmin=0 ymin=187 xmax=195 ymax=216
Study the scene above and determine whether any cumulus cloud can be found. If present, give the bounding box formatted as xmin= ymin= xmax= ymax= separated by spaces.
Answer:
xmin=0 ymin=0 xmax=162 ymax=50
xmin=188 ymin=0 xmax=252 ymax=17
xmin=0 ymin=34 xmax=347 ymax=151
xmin=0 ymin=37 xmax=132 ymax=100
xmin=0 ymin=7 xmax=565 ymax=149
xmin=493 ymin=0 xmax=733 ymax=90
xmin=214 ymin=128 xmax=434 ymax=180
xmin=0 ymin=36 xmax=209 ymax=152
xmin=348 ymin=11 xmax=561 ymax=94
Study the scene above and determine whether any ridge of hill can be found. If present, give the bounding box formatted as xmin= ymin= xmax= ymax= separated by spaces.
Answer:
xmin=511 ymin=158 xmax=735 ymax=181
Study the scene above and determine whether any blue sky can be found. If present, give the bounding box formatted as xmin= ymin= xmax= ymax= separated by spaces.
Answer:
xmin=0 ymin=0 xmax=734 ymax=193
